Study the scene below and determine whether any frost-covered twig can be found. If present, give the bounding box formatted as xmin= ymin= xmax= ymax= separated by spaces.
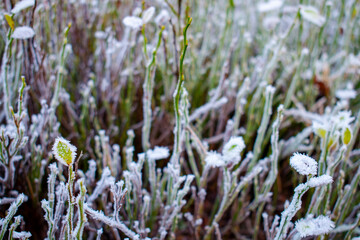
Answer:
xmin=0 ymin=193 xmax=27 ymax=239
xmin=189 ymin=97 xmax=228 ymax=123
xmin=84 ymin=204 xmax=139 ymax=240
xmin=249 ymin=85 xmax=275 ymax=169
xmin=254 ymin=105 xmax=284 ymax=239
xmin=74 ymin=179 xmax=87 ymax=240
xmin=142 ymin=26 xmax=165 ymax=151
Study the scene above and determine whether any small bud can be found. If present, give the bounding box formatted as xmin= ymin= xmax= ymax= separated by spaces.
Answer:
xmin=52 ymin=137 xmax=77 ymax=166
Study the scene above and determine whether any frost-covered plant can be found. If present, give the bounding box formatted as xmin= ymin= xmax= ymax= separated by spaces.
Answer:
xmin=1 ymin=0 xmax=360 ymax=239
xmin=0 ymin=193 xmax=31 ymax=239
xmin=274 ymin=153 xmax=334 ymax=240
xmin=295 ymin=214 xmax=334 ymax=238
xmin=52 ymin=137 xmax=78 ymax=239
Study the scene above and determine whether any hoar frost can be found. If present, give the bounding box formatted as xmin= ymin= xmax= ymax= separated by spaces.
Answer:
xmin=205 ymin=151 xmax=224 ymax=168
xmin=222 ymin=136 xmax=245 ymax=164
xmin=146 ymin=146 xmax=170 ymax=160
xmin=290 ymin=153 xmax=317 ymax=176
xmin=257 ymin=0 xmax=283 ymax=12
xmin=122 ymin=6 xmax=155 ymax=29
xmin=295 ymin=215 xmax=334 ymax=237
xmin=11 ymin=0 xmax=35 ymax=14
xmin=142 ymin=7 xmax=155 ymax=24
xmin=12 ymin=26 xmax=35 ymax=39
xmin=308 ymin=175 xmax=333 ymax=187
xmin=300 ymin=5 xmax=325 ymax=27
xmin=335 ymin=89 xmax=357 ymax=100
xmin=123 ymin=16 xmax=143 ymax=29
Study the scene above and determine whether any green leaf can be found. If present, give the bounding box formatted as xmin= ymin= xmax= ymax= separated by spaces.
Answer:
xmin=5 ymin=14 xmax=14 ymax=30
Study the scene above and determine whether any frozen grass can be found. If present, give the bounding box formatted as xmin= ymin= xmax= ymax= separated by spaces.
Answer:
xmin=0 ymin=0 xmax=360 ymax=239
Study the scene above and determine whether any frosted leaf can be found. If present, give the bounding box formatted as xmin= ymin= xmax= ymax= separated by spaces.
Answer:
xmin=146 ymin=146 xmax=170 ymax=160
xmin=12 ymin=231 xmax=32 ymax=239
xmin=142 ymin=7 xmax=155 ymax=24
xmin=300 ymin=5 xmax=325 ymax=27
xmin=222 ymin=137 xmax=245 ymax=164
xmin=205 ymin=151 xmax=224 ymax=168
xmin=12 ymin=26 xmax=35 ymax=39
xmin=133 ymin=7 xmax=142 ymax=16
xmin=11 ymin=0 xmax=35 ymax=14
xmin=308 ymin=175 xmax=333 ymax=187
xmin=335 ymin=89 xmax=357 ymax=100
xmin=312 ymin=121 xmax=328 ymax=139
xmin=349 ymin=54 xmax=360 ymax=67
xmin=52 ymin=137 xmax=77 ymax=166
xmin=123 ymin=16 xmax=143 ymax=29
xmin=155 ymin=9 xmax=170 ymax=25
xmin=257 ymin=0 xmax=283 ymax=12
xmin=335 ymin=111 xmax=355 ymax=129
xmin=290 ymin=153 xmax=317 ymax=176
xmin=295 ymin=215 xmax=334 ymax=237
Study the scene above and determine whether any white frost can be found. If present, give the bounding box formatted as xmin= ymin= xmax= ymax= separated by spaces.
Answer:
xmin=300 ymin=5 xmax=325 ymax=27
xmin=142 ymin=7 xmax=155 ymax=24
xmin=123 ymin=16 xmax=143 ymax=29
xmin=257 ymin=0 xmax=283 ymax=12
xmin=12 ymin=26 xmax=35 ymax=39
xmin=295 ymin=215 xmax=334 ymax=238
xmin=308 ymin=175 xmax=333 ymax=187
xmin=290 ymin=153 xmax=317 ymax=176
xmin=11 ymin=0 xmax=35 ymax=14
xmin=222 ymin=136 xmax=245 ymax=165
xmin=146 ymin=146 xmax=170 ymax=160
xmin=155 ymin=9 xmax=170 ymax=25
xmin=205 ymin=151 xmax=224 ymax=168
xmin=335 ymin=89 xmax=357 ymax=100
